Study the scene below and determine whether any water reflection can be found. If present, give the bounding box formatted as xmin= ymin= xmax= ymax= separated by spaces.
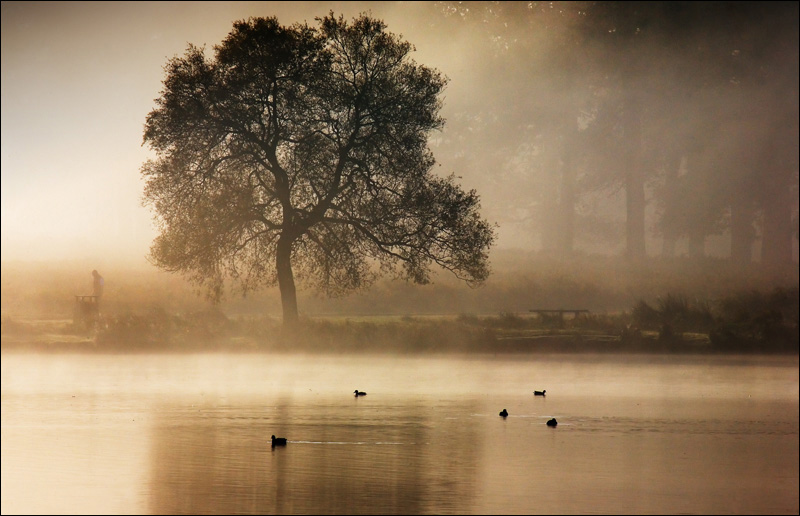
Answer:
xmin=1 ymin=352 xmax=797 ymax=514
xmin=148 ymin=397 xmax=481 ymax=514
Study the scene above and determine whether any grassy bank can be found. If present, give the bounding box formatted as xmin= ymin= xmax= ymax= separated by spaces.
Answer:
xmin=3 ymin=286 xmax=797 ymax=355
xmin=2 ymin=254 xmax=797 ymax=355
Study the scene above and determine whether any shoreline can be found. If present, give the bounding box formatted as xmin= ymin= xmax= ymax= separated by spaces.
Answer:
xmin=3 ymin=333 xmax=797 ymax=357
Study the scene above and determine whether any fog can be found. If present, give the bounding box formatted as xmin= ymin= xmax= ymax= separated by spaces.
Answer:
xmin=1 ymin=2 xmax=798 ymax=329
xmin=2 ymin=8 xmax=798 ymax=512
xmin=2 ymin=2 xmax=796 ymax=262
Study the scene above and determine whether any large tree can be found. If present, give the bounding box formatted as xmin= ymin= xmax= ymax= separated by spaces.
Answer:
xmin=141 ymin=13 xmax=496 ymax=325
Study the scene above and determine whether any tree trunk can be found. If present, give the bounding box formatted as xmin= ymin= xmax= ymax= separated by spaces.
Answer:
xmin=759 ymin=118 xmax=797 ymax=274
xmin=624 ymin=93 xmax=646 ymax=261
xmin=729 ymin=201 xmax=755 ymax=266
xmin=761 ymin=176 xmax=794 ymax=274
xmin=660 ymin=152 xmax=683 ymax=258
xmin=687 ymin=231 xmax=705 ymax=259
xmin=661 ymin=232 xmax=676 ymax=259
xmin=540 ymin=135 xmax=561 ymax=253
xmin=558 ymin=149 xmax=575 ymax=254
xmin=276 ymin=234 xmax=299 ymax=325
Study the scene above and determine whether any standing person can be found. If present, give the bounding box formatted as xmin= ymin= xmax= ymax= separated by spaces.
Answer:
xmin=92 ymin=269 xmax=104 ymax=299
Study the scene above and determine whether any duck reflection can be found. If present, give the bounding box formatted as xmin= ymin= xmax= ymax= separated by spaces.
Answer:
xmin=148 ymin=396 xmax=481 ymax=514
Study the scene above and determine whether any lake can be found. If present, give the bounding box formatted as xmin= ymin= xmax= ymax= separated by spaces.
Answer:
xmin=1 ymin=352 xmax=798 ymax=514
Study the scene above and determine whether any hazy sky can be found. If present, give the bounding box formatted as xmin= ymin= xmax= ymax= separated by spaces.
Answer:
xmin=6 ymin=2 xmax=795 ymax=268
xmin=2 ymin=1 xmax=487 ymax=265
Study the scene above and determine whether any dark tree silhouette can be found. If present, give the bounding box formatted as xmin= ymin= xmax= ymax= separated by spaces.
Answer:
xmin=141 ymin=13 xmax=496 ymax=325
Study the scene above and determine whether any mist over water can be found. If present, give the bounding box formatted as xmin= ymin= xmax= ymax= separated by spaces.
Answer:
xmin=2 ymin=352 xmax=797 ymax=514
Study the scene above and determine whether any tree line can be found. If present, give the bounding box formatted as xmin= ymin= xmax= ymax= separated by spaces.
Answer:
xmin=429 ymin=1 xmax=798 ymax=270
xmin=141 ymin=4 xmax=797 ymax=325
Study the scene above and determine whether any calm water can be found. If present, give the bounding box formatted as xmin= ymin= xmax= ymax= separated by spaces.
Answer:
xmin=1 ymin=352 xmax=798 ymax=515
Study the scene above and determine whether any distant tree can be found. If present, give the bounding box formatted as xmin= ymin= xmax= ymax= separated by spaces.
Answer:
xmin=431 ymin=1 xmax=598 ymax=255
xmin=430 ymin=1 xmax=796 ymax=266
xmin=141 ymin=13 xmax=496 ymax=325
xmin=648 ymin=2 xmax=798 ymax=268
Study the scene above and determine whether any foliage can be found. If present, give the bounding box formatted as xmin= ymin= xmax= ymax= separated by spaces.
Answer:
xmin=629 ymin=286 xmax=798 ymax=352
xmin=141 ymin=12 xmax=496 ymax=324
xmin=710 ymin=287 xmax=799 ymax=352
xmin=2 ymin=283 xmax=796 ymax=354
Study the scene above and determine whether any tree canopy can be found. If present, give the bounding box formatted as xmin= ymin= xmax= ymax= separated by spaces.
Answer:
xmin=141 ymin=12 xmax=496 ymax=324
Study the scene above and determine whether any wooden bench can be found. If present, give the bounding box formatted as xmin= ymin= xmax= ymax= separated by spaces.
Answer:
xmin=529 ymin=309 xmax=590 ymax=320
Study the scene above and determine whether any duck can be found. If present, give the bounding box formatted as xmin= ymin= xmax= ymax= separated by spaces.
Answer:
xmin=534 ymin=390 xmax=546 ymax=396
xmin=546 ymin=418 xmax=558 ymax=427
xmin=499 ymin=409 xmax=508 ymax=417
xmin=354 ymin=390 xmax=367 ymax=396
xmin=271 ymin=435 xmax=287 ymax=446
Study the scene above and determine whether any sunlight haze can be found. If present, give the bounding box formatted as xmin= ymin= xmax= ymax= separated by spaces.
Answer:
xmin=2 ymin=1 xmax=472 ymax=263
xmin=2 ymin=1 xmax=798 ymax=267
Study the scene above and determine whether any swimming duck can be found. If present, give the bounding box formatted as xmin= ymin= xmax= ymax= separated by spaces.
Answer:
xmin=499 ymin=409 xmax=508 ymax=417
xmin=271 ymin=435 xmax=287 ymax=446
xmin=546 ymin=418 xmax=558 ymax=427
xmin=534 ymin=390 xmax=546 ymax=396
xmin=354 ymin=390 xmax=367 ymax=396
